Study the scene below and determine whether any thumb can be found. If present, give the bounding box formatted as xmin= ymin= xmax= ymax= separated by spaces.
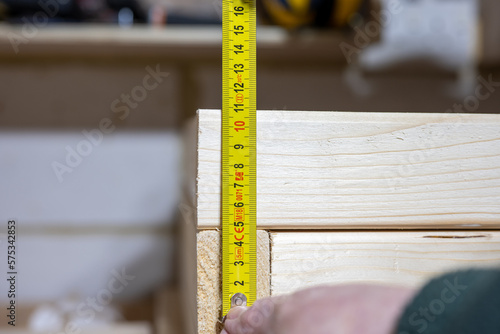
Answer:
xmin=227 ymin=306 xmax=248 ymax=320
xmin=222 ymin=306 xmax=247 ymax=334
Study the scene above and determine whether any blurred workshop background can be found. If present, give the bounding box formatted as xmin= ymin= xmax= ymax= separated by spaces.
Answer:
xmin=0 ymin=0 xmax=499 ymax=333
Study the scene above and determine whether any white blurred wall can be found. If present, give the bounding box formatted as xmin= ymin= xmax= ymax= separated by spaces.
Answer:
xmin=0 ymin=131 xmax=181 ymax=303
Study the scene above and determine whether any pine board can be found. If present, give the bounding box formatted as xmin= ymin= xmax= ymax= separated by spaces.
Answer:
xmin=181 ymin=227 xmax=270 ymax=334
xmin=196 ymin=109 xmax=500 ymax=229
xmin=270 ymin=231 xmax=500 ymax=296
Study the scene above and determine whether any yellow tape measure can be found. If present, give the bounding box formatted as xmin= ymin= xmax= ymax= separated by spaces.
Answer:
xmin=221 ymin=0 xmax=257 ymax=316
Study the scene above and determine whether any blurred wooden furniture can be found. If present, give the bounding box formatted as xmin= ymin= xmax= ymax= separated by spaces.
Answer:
xmin=0 ymin=24 xmax=499 ymax=133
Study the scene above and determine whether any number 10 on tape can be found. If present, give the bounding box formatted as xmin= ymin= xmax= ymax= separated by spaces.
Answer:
xmin=221 ymin=0 xmax=257 ymax=317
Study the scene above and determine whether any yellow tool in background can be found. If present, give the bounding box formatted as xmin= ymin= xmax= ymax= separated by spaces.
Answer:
xmin=221 ymin=0 xmax=257 ymax=317
xmin=258 ymin=0 xmax=366 ymax=29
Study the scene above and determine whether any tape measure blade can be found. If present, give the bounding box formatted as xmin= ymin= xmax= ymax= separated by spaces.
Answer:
xmin=222 ymin=0 xmax=257 ymax=316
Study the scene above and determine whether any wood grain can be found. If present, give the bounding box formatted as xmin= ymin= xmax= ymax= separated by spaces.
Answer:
xmin=196 ymin=109 xmax=500 ymax=229
xmin=181 ymin=230 xmax=270 ymax=334
xmin=270 ymin=231 xmax=500 ymax=296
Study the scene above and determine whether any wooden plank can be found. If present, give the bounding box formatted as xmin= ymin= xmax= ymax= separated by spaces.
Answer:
xmin=195 ymin=230 xmax=270 ymax=334
xmin=180 ymin=194 xmax=197 ymax=334
xmin=195 ymin=231 xmax=221 ymax=334
xmin=180 ymin=117 xmax=199 ymax=334
xmin=196 ymin=109 xmax=500 ymax=229
xmin=181 ymin=227 xmax=270 ymax=334
xmin=271 ymin=231 xmax=500 ymax=296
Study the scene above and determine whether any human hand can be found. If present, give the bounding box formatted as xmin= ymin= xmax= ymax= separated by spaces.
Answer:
xmin=221 ymin=285 xmax=415 ymax=334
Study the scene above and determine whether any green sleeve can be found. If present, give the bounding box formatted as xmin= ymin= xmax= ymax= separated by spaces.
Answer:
xmin=396 ymin=268 xmax=500 ymax=334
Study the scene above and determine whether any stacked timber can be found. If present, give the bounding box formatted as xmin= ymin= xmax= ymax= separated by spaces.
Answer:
xmin=183 ymin=109 xmax=500 ymax=334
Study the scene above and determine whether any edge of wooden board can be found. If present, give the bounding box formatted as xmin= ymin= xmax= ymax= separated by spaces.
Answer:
xmin=196 ymin=230 xmax=270 ymax=334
